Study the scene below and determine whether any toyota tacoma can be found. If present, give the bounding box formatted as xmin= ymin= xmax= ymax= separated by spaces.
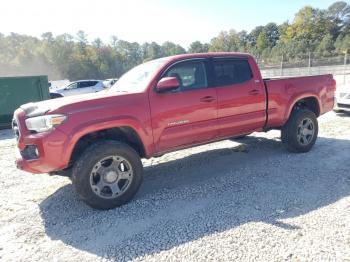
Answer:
xmin=13 ymin=53 xmax=336 ymax=209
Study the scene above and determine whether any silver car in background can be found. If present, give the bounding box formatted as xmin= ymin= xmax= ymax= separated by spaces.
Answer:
xmin=103 ymin=78 xmax=118 ymax=89
xmin=334 ymin=83 xmax=350 ymax=113
xmin=50 ymin=80 xmax=105 ymax=98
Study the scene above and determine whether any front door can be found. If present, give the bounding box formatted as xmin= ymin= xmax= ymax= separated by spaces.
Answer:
xmin=149 ymin=59 xmax=218 ymax=153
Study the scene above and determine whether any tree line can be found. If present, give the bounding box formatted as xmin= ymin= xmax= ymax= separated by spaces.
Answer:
xmin=0 ymin=1 xmax=349 ymax=80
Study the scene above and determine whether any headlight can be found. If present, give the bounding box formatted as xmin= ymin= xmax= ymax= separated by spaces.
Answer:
xmin=25 ymin=114 xmax=67 ymax=133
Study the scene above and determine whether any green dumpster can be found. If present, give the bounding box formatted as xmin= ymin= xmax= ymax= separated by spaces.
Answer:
xmin=0 ymin=75 xmax=50 ymax=129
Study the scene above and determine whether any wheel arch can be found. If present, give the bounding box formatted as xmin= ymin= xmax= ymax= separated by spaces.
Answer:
xmin=61 ymin=116 xmax=152 ymax=169
xmin=67 ymin=126 xmax=146 ymax=168
xmin=285 ymin=95 xmax=321 ymax=123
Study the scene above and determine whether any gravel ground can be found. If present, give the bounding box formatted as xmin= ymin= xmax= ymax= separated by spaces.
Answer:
xmin=0 ymin=111 xmax=349 ymax=262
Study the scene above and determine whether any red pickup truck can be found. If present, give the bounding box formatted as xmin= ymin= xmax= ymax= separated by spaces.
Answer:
xmin=13 ymin=53 xmax=336 ymax=209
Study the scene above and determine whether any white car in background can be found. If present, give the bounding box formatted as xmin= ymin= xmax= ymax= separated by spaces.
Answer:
xmin=103 ymin=78 xmax=118 ymax=88
xmin=48 ymin=79 xmax=70 ymax=90
xmin=334 ymin=83 xmax=350 ymax=113
xmin=50 ymin=80 xmax=105 ymax=98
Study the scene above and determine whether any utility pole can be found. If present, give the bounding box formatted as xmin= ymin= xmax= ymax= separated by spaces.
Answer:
xmin=345 ymin=49 xmax=348 ymax=65
xmin=344 ymin=49 xmax=348 ymax=84
xmin=280 ymin=54 xmax=284 ymax=76
xmin=308 ymin=51 xmax=311 ymax=75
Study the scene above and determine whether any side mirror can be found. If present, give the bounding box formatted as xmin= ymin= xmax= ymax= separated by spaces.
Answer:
xmin=156 ymin=77 xmax=180 ymax=92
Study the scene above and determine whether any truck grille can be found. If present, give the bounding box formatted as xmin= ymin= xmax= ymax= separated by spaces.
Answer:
xmin=12 ymin=118 xmax=20 ymax=141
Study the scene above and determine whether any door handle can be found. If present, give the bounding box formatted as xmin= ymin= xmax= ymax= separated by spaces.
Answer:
xmin=248 ymin=89 xmax=260 ymax=95
xmin=200 ymin=96 xmax=215 ymax=102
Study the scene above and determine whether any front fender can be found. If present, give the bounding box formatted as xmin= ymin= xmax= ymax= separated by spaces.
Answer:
xmin=59 ymin=115 xmax=153 ymax=166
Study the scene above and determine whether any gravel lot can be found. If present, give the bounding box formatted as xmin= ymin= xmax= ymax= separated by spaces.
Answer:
xmin=0 ymin=111 xmax=349 ymax=262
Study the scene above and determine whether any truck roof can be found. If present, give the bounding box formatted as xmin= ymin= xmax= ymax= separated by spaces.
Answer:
xmin=165 ymin=52 xmax=252 ymax=62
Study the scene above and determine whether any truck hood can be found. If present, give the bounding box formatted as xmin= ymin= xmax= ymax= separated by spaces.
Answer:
xmin=20 ymin=91 xmax=129 ymax=118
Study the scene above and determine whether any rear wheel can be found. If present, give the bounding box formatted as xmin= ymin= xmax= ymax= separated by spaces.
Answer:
xmin=72 ymin=140 xmax=143 ymax=210
xmin=281 ymin=109 xmax=318 ymax=153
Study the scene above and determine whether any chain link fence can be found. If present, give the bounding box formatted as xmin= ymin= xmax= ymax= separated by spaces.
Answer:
xmin=258 ymin=53 xmax=350 ymax=85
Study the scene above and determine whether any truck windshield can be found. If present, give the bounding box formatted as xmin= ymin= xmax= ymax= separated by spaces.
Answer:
xmin=109 ymin=58 xmax=168 ymax=92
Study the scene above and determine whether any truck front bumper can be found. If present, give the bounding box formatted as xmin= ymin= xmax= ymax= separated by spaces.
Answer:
xmin=13 ymin=110 xmax=70 ymax=174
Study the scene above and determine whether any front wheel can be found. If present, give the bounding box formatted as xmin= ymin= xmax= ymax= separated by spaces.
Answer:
xmin=281 ymin=109 xmax=318 ymax=153
xmin=72 ymin=140 xmax=143 ymax=210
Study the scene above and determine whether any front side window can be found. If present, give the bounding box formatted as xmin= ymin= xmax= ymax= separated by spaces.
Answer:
xmin=66 ymin=82 xmax=78 ymax=90
xmin=164 ymin=60 xmax=208 ymax=91
xmin=213 ymin=59 xmax=253 ymax=87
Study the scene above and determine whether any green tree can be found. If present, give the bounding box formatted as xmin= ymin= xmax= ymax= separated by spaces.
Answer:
xmin=161 ymin=41 xmax=186 ymax=56
xmin=283 ymin=7 xmax=334 ymax=47
xmin=326 ymin=1 xmax=350 ymax=33
xmin=316 ymin=33 xmax=335 ymax=56
xmin=141 ymin=42 xmax=162 ymax=61
xmin=257 ymin=31 xmax=270 ymax=50
xmin=188 ymin=41 xmax=209 ymax=53
xmin=209 ymin=30 xmax=241 ymax=52
xmin=335 ymin=34 xmax=350 ymax=52
xmin=247 ymin=26 xmax=264 ymax=46
xmin=263 ymin=23 xmax=280 ymax=46
xmin=76 ymin=30 xmax=88 ymax=45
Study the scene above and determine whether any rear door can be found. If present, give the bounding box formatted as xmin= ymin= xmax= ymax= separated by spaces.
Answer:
xmin=149 ymin=59 xmax=218 ymax=153
xmin=212 ymin=58 xmax=266 ymax=138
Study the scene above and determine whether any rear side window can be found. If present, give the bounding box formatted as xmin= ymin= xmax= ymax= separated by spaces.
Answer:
xmin=78 ymin=82 xmax=90 ymax=88
xmin=213 ymin=59 xmax=253 ymax=87
xmin=78 ymin=81 xmax=98 ymax=88
xmin=90 ymin=81 xmax=99 ymax=86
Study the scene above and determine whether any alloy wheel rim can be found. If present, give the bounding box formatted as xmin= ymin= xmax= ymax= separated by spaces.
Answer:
xmin=297 ymin=118 xmax=315 ymax=146
xmin=89 ymin=155 xmax=133 ymax=199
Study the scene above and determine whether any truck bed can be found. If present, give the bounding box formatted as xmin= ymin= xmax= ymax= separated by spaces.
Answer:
xmin=263 ymin=74 xmax=336 ymax=128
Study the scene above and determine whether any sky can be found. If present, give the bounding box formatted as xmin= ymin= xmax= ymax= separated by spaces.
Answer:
xmin=0 ymin=0 xmax=338 ymax=48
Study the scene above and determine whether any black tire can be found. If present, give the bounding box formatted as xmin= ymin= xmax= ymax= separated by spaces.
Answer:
xmin=71 ymin=140 xmax=143 ymax=210
xmin=233 ymin=134 xmax=249 ymax=139
xmin=281 ymin=109 xmax=318 ymax=153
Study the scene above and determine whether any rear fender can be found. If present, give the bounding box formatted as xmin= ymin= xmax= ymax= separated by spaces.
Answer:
xmin=284 ymin=94 xmax=321 ymax=124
